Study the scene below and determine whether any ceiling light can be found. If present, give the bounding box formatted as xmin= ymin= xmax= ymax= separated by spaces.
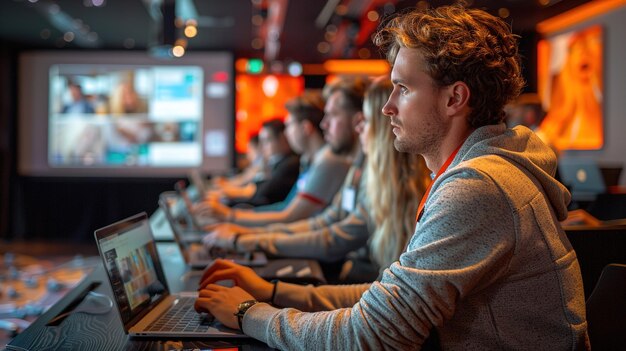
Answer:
xmin=317 ymin=42 xmax=330 ymax=54
xmin=336 ymin=4 xmax=348 ymax=16
xmin=172 ymin=45 xmax=185 ymax=57
xmin=288 ymin=62 xmax=303 ymax=77
xmin=184 ymin=25 xmax=197 ymax=38
xmin=63 ymin=32 xmax=75 ymax=42
xmin=367 ymin=10 xmax=379 ymax=22
xmin=251 ymin=38 xmax=264 ymax=49
xmin=358 ymin=48 xmax=371 ymax=59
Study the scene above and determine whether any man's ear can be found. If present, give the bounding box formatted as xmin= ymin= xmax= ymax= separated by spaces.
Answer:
xmin=444 ymin=81 xmax=471 ymax=116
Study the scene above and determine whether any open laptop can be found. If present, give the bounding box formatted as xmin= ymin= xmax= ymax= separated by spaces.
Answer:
xmin=188 ymin=168 xmax=209 ymax=199
xmin=159 ymin=191 xmax=268 ymax=269
xmin=94 ymin=212 xmax=245 ymax=338
xmin=158 ymin=190 xmax=204 ymax=243
xmin=559 ymin=157 xmax=606 ymax=202
xmin=174 ymin=180 xmax=218 ymax=230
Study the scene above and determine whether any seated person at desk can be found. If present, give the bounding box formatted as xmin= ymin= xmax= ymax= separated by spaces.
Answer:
xmin=212 ymin=119 xmax=300 ymax=208
xmin=210 ymin=134 xmax=267 ymax=196
xmin=195 ymin=79 xmax=366 ymax=227
xmin=203 ymin=77 xmax=430 ymax=283
xmin=194 ymin=5 xmax=589 ymax=349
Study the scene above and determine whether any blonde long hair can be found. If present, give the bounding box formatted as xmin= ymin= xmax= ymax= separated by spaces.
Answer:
xmin=365 ymin=77 xmax=430 ymax=269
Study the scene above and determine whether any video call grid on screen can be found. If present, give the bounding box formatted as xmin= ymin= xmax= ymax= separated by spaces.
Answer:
xmin=19 ymin=51 xmax=235 ymax=177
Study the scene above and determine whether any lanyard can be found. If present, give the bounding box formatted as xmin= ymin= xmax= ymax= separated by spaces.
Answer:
xmin=415 ymin=142 xmax=464 ymax=223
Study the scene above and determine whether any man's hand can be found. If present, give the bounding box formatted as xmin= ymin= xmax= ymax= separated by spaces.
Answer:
xmin=203 ymin=222 xmax=252 ymax=234
xmin=194 ymin=285 xmax=254 ymax=330
xmin=199 ymin=259 xmax=274 ymax=302
xmin=192 ymin=198 xmax=231 ymax=221
xmin=202 ymin=226 xmax=238 ymax=250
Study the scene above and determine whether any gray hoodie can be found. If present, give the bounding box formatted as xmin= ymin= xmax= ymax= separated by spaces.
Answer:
xmin=244 ymin=124 xmax=590 ymax=350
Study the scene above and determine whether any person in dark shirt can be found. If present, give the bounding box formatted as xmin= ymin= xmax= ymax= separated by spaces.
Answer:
xmin=228 ymin=119 xmax=300 ymax=208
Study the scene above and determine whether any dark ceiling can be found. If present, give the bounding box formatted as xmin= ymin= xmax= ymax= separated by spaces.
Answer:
xmin=0 ymin=0 xmax=592 ymax=64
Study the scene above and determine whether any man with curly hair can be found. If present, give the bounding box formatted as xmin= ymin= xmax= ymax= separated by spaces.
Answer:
xmin=194 ymin=5 xmax=590 ymax=350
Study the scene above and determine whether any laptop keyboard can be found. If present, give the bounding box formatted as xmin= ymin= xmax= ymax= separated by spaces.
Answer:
xmin=146 ymin=296 xmax=214 ymax=333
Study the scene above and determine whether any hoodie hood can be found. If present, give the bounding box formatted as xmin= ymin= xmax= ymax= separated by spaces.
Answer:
xmin=454 ymin=124 xmax=571 ymax=220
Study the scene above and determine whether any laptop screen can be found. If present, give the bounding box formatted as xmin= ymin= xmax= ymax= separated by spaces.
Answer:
xmin=159 ymin=192 xmax=193 ymax=259
xmin=188 ymin=169 xmax=208 ymax=197
xmin=558 ymin=157 xmax=606 ymax=201
xmin=95 ymin=213 xmax=169 ymax=327
xmin=174 ymin=180 xmax=202 ymax=230
xmin=159 ymin=191 xmax=191 ymax=232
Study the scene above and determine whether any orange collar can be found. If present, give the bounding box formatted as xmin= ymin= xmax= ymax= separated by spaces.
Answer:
xmin=415 ymin=142 xmax=464 ymax=223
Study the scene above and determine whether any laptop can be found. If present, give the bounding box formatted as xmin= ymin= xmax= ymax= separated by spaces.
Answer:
xmin=158 ymin=190 xmax=204 ymax=243
xmin=94 ymin=212 xmax=245 ymax=338
xmin=559 ymin=157 xmax=606 ymax=202
xmin=174 ymin=180 xmax=218 ymax=230
xmin=158 ymin=191 xmax=268 ymax=269
xmin=188 ymin=168 xmax=209 ymax=199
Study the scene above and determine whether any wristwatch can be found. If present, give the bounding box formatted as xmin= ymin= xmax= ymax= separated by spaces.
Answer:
xmin=234 ymin=299 xmax=258 ymax=331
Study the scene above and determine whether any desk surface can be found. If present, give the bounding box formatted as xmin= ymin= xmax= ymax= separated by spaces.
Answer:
xmin=6 ymin=243 xmax=322 ymax=351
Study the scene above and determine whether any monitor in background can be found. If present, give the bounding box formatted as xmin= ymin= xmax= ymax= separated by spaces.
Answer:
xmin=18 ymin=51 xmax=235 ymax=177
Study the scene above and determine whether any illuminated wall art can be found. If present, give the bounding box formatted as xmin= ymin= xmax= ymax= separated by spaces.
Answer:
xmin=537 ymin=25 xmax=603 ymax=151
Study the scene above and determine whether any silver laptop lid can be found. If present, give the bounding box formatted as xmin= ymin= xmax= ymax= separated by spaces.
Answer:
xmin=158 ymin=192 xmax=196 ymax=264
xmin=94 ymin=212 xmax=171 ymax=333
xmin=174 ymin=180 xmax=203 ymax=231
xmin=188 ymin=169 xmax=208 ymax=197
